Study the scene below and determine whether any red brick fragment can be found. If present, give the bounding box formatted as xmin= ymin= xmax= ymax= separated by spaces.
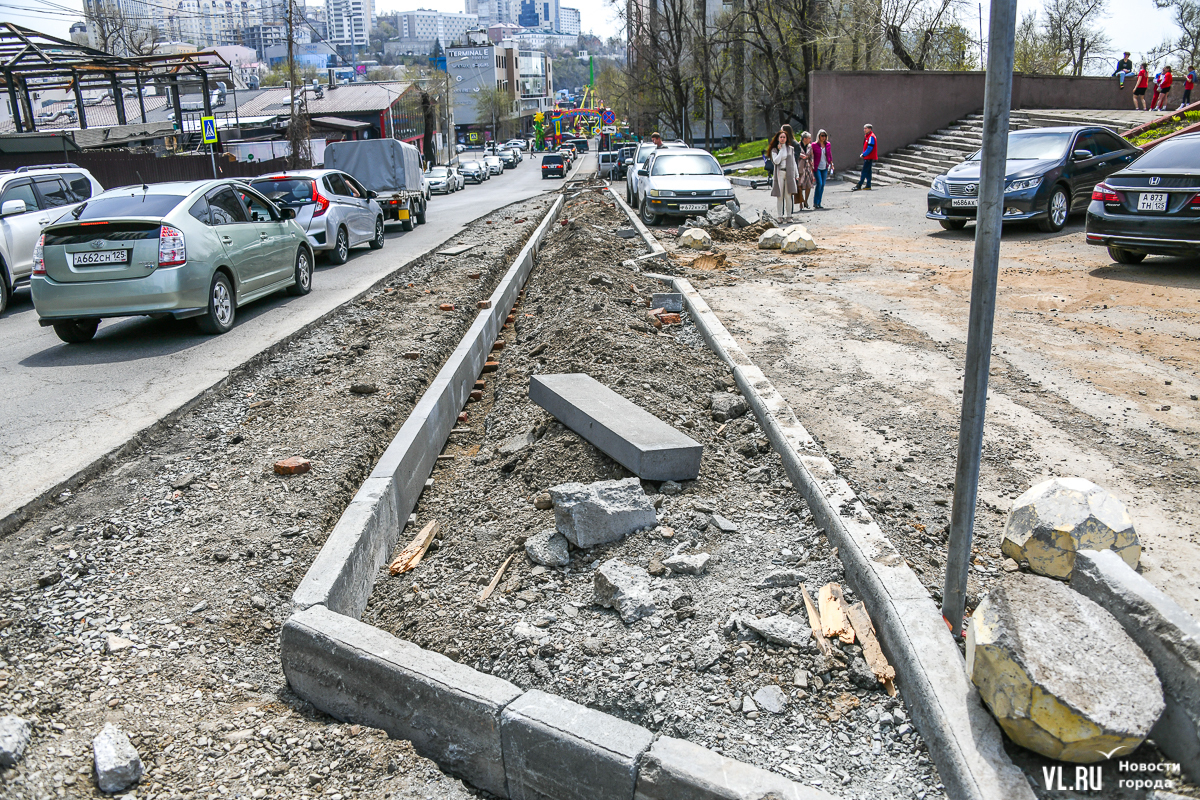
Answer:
xmin=474 ymin=379 xmax=486 ymax=390
xmin=659 ymin=313 xmax=682 ymax=325
xmin=468 ymin=272 xmax=481 ymax=279
xmin=404 ymin=351 xmax=421 ymax=360
xmin=492 ymin=341 xmax=505 ymax=351
xmin=482 ymin=361 xmax=500 ymax=373
xmin=458 ymin=412 xmax=469 ymax=423
xmin=439 ymin=303 xmax=455 ymax=311
xmin=505 ymin=315 xmax=515 ymax=324
xmin=469 ymin=390 xmax=483 ymax=401
xmin=274 ymin=457 xmax=311 ymax=476
xmin=478 ymin=300 xmax=492 ymax=309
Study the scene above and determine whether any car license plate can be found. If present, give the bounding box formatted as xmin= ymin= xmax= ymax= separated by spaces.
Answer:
xmin=951 ymin=198 xmax=978 ymax=207
xmin=679 ymin=203 xmax=708 ymax=211
xmin=71 ymin=249 xmax=128 ymax=266
xmin=1138 ymin=192 xmax=1168 ymax=212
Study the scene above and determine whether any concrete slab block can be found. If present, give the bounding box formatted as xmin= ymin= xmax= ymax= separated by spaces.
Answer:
xmin=1071 ymin=549 xmax=1200 ymax=779
xmin=501 ymin=689 xmax=654 ymax=800
xmin=529 ymin=373 xmax=702 ymax=481
xmin=634 ymin=736 xmax=835 ymax=800
xmin=282 ymin=605 xmax=521 ymax=797
xmin=651 ymin=293 xmax=683 ymax=313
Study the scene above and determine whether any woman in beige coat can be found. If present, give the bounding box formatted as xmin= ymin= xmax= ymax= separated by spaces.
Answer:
xmin=769 ymin=130 xmax=798 ymax=217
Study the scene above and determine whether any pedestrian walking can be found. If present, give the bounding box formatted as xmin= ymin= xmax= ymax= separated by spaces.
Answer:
xmin=782 ymin=124 xmax=803 ymax=208
xmin=1113 ymin=52 xmax=1134 ymax=88
xmin=851 ymin=124 xmax=877 ymax=191
xmin=812 ymin=130 xmax=834 ymax=209
xmin=1182 ymin=66 xmax=1195 ymax=107
xmin=769 ymin=130 xmax=798 ymax=217
xmin=1150 ymin=68 xmax=1164 ymax=111
xmin=1133 ymin=64 xmax=1149 ymax=110
xmin=797 ymin=131 xmax=815 ymax=209
xmin=1156 ymin=66 xmax=1173 ymax=110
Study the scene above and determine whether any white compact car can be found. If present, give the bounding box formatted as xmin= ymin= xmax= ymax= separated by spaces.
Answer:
xmin=635 ymin=147 xmax=737 ymax=226
xmin=0 ymin=165 xmax=104 ymax=313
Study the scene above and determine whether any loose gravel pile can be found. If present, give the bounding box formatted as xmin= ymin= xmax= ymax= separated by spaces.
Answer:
xmin=0 ymin=197 xmax=553 ymax=799
xmin=361 ymin=189 xmax=947 ymax=800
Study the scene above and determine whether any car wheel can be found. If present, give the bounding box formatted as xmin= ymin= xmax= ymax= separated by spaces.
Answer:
xmin=640 ymin=198 xmax=661 ymax=226
xmin=1038 ymin=186 xmax=1070 ymax=233
xmin=416 ymin=202 xmax=427 ymax=225
xmin=369 ymin=217 xmax=385 ymax=249
xmin=939 ymin=219 xmax=967 ymax=230
xmin=286 ymin=247 xmax=313 ymax=296
xmin=0 ymin=269 xmax=9 ymax=315
xmin=196 ymin=272 xmax=235 ymax=334
xmin=1108 ymin=246 xmax=1147 ymax=265
xmin=52 ymin=318 xmax=98 ymax=343
xmin=401 ymin=212 xmax=415 ymax=232
xmin=328 ymin=226 xmax=350 ymax=264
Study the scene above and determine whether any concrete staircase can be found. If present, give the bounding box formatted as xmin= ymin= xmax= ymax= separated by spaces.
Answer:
xmin=842 ymin=109 xmax=1149 ymax=188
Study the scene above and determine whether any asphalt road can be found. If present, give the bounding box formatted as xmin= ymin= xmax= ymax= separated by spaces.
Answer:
xmin=0 ymin=151 xmax=583 ymax=525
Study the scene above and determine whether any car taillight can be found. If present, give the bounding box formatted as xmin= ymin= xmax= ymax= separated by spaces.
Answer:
xmin=159 ymin=225 xmax=186 ymax=266
xmin=1092 ymin=183 xmax=1121 ymax=203
xmin=32 ymin=234 xmax=45 ymax=276
xmin=1190 ymin=195 xmax=1200 ymax=208
xmin=312 ymin=180 xmax=330 ymax=217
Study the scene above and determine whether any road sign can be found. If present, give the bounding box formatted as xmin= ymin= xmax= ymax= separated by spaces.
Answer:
xmin=601 ymin=109 xmax=615 ymax=125
xmin=201 ymin=116 xmax=217 ymax=144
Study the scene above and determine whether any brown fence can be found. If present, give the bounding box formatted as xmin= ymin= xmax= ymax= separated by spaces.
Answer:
xmin=0 ymin=150 xmax=291 ymax=188
xmin=808 ymin=71 xmax=1134 ymax=166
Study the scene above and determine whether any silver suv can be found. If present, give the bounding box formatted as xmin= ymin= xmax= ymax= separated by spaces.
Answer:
xmin=249 ymin=170 xmax=385 ymax=265
xmin=0 ymin=164 xmax=103 ymax=313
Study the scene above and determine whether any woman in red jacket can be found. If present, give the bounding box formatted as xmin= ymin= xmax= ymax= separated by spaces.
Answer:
xmin=1156 ymin=66 xmax=1174 ymax=110
xmin=1133 ymin=64 xmax=1149 ymax=110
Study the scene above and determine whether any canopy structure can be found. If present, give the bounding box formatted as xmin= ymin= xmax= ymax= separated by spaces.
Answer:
xmin=0 ymin=23 xmax=234 ymax=135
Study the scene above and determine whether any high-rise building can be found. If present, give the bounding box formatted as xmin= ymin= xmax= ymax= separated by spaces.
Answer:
xmin=558 ymin=6 xmax=579 ymax=35
xmin=69 ymin=21 xmax=90 ymax=46
xmin=326 ymin=0 xmax=372 ymax=51
xmin=516 ymin=0 xmax=557 ymax=31
xmin=392 ymin=9 xmax=478 ymax=51
xmin=464 ymin=0 xmax=518 ymax=27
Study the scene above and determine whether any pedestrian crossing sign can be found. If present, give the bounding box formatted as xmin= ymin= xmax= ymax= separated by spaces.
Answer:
xmin=201 ymin=116 xmax=217 ymax=144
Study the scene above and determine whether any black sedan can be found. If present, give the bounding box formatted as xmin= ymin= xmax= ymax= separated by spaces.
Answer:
xmin=1086 ymin=133 xmax=1200 ymax=264
xmin=927 ymin=127 xmax=1140 ymax=233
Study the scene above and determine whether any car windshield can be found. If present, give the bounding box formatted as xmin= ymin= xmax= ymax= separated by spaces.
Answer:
xmin=1130 ymin=136 xmax=1199 ymax=170
xmin=70 ymin=192 xmax=186 ymax=220
xmin=967 ymin=132 xmax=1072 ymax=161
xmin=650 ymin=154 xmax=722 ymax=176
xmin=426 ymin=168 xmax=449 ymax=177
xmin=636 ymin=145 xmax=656 ymax=163
xmin=543 ymin=155 xmax=563 ymax=164
xmin=250 ymin=178 xmax=313 ymax=206
xmin=463 ymin=161 xmax=480 ymax=169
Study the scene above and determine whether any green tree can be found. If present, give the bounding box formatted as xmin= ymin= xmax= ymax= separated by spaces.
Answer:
xmin=474 ymin=86 xmax=514 ymax=141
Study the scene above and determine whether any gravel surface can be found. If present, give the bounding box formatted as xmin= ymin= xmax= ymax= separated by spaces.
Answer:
xmin=0 ymin=196 xmax=553 ymax=799
xmin=361 ymin=189 xmax=947 ymax=800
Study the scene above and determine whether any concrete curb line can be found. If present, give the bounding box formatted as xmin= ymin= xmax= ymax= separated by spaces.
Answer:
xmin=0 ymin=198 xmax=552 ymax=542
xmin=609 ymin=190 xmax=666 ymax=259
xmin=630 ymin=256 xmax=1034 ymax=799
xmin=279 ymin=192 xmax=835 ymax=800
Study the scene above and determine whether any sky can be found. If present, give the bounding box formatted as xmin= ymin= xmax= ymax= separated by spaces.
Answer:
xmin=1 ymin=0 xmax=1178 ymax=67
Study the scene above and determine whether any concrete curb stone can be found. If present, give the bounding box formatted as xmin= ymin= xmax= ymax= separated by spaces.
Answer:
xmin=635 ymin=735 xmax=833 ymax=800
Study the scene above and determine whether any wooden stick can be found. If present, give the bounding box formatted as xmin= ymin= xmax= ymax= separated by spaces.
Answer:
xmin=478 ymin=554 xmax=515 ymax=603
xmin=822 ymin=584 xmax=856 ymax=644
xmin=800 ymin=583 xmax=833 ymax=657
xmin=846 ymin=601 xmax=897 ymax=696
xmin=388 ymin=521 xmax=440 ymax=576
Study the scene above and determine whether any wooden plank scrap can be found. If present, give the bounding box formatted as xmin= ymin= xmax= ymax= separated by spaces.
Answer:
xmin=478 ymin=554 xmax=515 ymax=603
xmin=829 ymin=584 xmax=856 ymax=644
xmin=818 ymin=583 xmax=851 ymax=642
xmin=846 ymin=601 xmax=897 ymax=696
xmin=388 ymin=521 xmax=440 ymax=576
xmin=800 ymin=583 xmax=833 ymax=657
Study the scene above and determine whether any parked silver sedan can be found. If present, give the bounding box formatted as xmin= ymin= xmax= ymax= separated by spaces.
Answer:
xmin=31 ymin=180 xmax=312 ymax=342
xmin=425 ymin=166 xmax=464 ymax=194
xmin=249 ymin=170 xmax=384 ymax=265
xmin=483 ymin=155 xmax=505 ymax=175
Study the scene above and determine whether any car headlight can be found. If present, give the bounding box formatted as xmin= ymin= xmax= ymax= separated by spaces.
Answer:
xmin=1006 ymin=177 xmax=1041 ymax=192
xmin=932 ymin=176 xmax=948 ymax=194
xmin=714 ymin=189 xmax=733 ymax=197
xmin=649 ymin=189 xmax=676 ymax=198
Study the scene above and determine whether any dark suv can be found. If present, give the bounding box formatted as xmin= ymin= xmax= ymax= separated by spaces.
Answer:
xmin=541 ymin=153 xmax=566 ymax=179
xmin=926 ymin=126 xmax=1140 ymax=233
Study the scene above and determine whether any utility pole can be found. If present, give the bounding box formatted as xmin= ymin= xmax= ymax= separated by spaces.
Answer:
xmin=286 ymin=0 xmax=313 ymax=168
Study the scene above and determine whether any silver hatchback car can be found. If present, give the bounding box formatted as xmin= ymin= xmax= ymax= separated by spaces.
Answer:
xmin=249 ymin=170 xmax=385 ymax=264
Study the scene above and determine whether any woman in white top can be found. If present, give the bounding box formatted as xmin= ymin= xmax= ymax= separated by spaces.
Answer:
xmin=769 ymin=130 xmax=798 ymax=217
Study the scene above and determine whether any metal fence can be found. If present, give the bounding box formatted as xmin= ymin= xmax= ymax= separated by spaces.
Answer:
xmin=0 ymin=150 xmax=291 ymax=188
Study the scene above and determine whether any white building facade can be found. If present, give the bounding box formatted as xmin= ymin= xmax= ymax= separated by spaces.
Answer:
xmin=558 ymin=6 xmax=579 ymax=35
xmin=395 ymin=9 xmax=478 ymax=50
xmin=325 ymin=0 xmax=372 ymax=51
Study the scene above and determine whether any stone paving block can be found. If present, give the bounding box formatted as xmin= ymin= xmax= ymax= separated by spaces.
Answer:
xmin=502 ymin=689 xmax=654 ymax=800
xmin=651 ymin=293 xmax=684 ymax=313
xmin=282 ymin=605 xmax=521 ymax=797
xmin=530 ymin=374 xmax=702 ymax=481
xmin=1071 ymin=549 xmax=1200 ymax=780
xmin=634 ymin=736 xmax=835 ymax=800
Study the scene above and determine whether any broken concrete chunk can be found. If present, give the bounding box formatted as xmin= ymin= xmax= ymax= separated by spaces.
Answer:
xmin=967 ymin=572 xmax=1164 ymax=763
xmin=733 ymin=208 xmax=761 ymax=229
xmin=744 ymin=614 xmax=812 ymax=649
xmin=525 ymin=529 xmax=570 ymax=568
xmin=708 ymin=514 xmax=738 ymax=533
xmin=753 ymin=685 xmax=788 ymax=714
xmin=679 ymin=228 xmax=713 ymax=249
xmin=691 ymin=634 xmax=722 ymax=671
xmin=105 ymin=633 xmax=134 ymax=654
xmin=93 ymin=723 xmax=143 ymax=793
xmin=710 ymin=393 xmax=748 ymax=423
xmin=706 ymin=206 xmax=734 ymax=226
xmin=550 ymin=477 xmax=657 ymax=548
xmin=757 ymin=228 xmax=787 ymax=249
xmin=781 ymin=226 xmax=816 ymax=252
xmin=498 ymin=429 xmax=537 ymax=457
xmin=1001 ymin=477 xmax=1140 ymax=580
xmin=662 ymin=552 xmax=710 ymax=575
xmin=594 ymin=558 xmax=657 ymax=623
xmin=0 ymin=716 xmax=31 ymax=768
xmin=651 ymin=292 xmax=684 ymax=313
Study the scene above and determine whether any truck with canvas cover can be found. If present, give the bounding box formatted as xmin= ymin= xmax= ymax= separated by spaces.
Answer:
xmin=324 ymin=139 xmax=429 ymax=230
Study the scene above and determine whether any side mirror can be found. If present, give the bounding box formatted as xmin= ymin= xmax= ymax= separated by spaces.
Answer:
xmin=1 ymin=198 xmax=27 ymax=217
xmin=366 ymin=190 xmax=378 ymax=199
xmin=638 ymin=168 xmax=649 ymax=176
xmin=1073 ymin=149 xmax=1094 ymax=161
xmin=279 ymin=207 xmax=296 ymax=220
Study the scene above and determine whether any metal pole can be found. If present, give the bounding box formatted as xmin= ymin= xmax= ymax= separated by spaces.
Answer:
xmin=941 ymin=0 xmax=1018 ymax=639
xmin=210 ymin=143 xmax=218 ymax=179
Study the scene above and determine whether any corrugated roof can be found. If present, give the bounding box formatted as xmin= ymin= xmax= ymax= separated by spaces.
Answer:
xmin=234 ymin=82 xmax=417 ymax=117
